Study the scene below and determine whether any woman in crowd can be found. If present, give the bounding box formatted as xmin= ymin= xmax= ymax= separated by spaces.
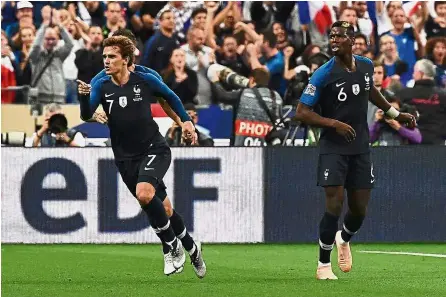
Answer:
xmin=162 ymin=48 xmax=198 ymax=106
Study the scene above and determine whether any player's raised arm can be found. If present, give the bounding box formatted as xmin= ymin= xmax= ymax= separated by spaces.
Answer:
xmin=77 ymin=78 xmax=103 ymax=121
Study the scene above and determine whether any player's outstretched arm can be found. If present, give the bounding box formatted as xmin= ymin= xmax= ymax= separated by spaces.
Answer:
xmin=77 ymin=79 xmax=102 ymax=121
xmin=369 ymin=86 xmax=416 ymax=128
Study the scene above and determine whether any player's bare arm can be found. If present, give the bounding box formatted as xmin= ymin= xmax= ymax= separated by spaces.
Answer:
xmin=369 ymin=85 xmax=416 ymax=128
xmin=158 ymin=98 xmax=182 ymax=127
xmin=295 ymin=103 xmax=356 ymax=142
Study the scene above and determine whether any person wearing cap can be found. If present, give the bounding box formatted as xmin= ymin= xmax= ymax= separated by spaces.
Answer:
xmin=5 ymin=1 xmax=33 ymax=41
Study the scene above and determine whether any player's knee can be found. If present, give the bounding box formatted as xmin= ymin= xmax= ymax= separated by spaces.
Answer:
xmin=136 ymin=184 xmax=156 ymax=205
xmin=163 ymin=197 xmax=173 ymax=217
xmin=325 ymin=190 xmax=344 ymax=216
xmin=164 ymin=204 xmax=173 ymax=217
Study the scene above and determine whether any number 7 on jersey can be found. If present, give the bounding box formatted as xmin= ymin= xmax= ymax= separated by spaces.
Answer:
xmin=144 ymin=155 xmax=156 ymax=171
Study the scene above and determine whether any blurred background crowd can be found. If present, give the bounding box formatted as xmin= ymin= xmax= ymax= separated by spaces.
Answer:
xmin=1 ymin=1 xmax=445 ymax=147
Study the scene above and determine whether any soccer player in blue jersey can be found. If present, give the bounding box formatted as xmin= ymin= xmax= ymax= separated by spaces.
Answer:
xmin=78 ymin=36 xmax=206 ymax=278
xmin=296 ymin=21 xmax=416 ymax=280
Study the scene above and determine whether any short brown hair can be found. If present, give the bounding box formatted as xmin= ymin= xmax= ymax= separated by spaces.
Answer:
xmin=373 ymin=60 xmax=386 ymax=77
xmin=103 ymin=36 xmax=135 ymax=66
xmin=251 ymin=68 xmax=270 ymax=87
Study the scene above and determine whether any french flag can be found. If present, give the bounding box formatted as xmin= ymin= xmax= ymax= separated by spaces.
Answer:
xmin=297 ymin=2 xmax=333 ymax=34
xmin=402 ymin=1 xmax=421 ymax=17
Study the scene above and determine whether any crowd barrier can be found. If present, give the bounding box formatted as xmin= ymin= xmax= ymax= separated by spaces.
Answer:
xmin=2 ymin=146 xmax=445 ymax=243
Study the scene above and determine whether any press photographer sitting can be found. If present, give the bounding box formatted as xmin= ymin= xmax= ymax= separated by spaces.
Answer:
xmin=369 ymin=93 xmax=422 ymax=146
xmin=165 ymin=103 xmax=214 ymax=147
xmin=32 ymin=103 xmax=85 ymax=147
xmin=209 ymin=65 xmax=284 ymax=147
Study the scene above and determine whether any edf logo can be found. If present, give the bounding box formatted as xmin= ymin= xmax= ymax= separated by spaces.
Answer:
xmin=20 ymin=158 xmax=220 ymax=234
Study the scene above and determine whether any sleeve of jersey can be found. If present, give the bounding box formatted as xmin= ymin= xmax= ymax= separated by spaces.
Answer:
xmin=139 ymin=72 xmax=191 ymax=123
xmin=79 ymin=79 xmax=102 ymax=120
xmin=299 ymin=66 xmax=330 ymax=107
xmin=134 ymin=65 xmax=163 ymax=81
xmin=90 ymin=69 xmax=106 ymax=85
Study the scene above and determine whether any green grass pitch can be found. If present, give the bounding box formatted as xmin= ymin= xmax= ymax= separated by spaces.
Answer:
xmin=2 ymin=244 xmax=445 ymax=297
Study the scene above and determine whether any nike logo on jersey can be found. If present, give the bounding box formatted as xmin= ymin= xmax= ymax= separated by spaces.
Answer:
xmin=336 ymin=82 xmax=346 ymax=87
xmin=144 ymin=167 xmax=154 ymax=171
xmin=105 ymin=93 xmax=114 ymax=97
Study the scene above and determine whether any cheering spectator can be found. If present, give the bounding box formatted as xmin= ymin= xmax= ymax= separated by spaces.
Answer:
xmin=28 ymin=10 xmax=74 ymax=104
xmin=375 ymin=1 xmax=402 ymax=35
xmin=141 ymin=9 xmax=179 ymax=73
xmin=162 ymin=48 xmax=198 ymax=106
xmin=425 ymin=37 xmax=446 ymax=88
xmin=378 ymin=35 xmax=409 ymax=87
xmin=1 ymin=30 xmax=19 ymax=103
xmin=181 ymin=26 xmax=215 ymax=105
xmin=63 ymin=18 xmax=91 ymax=104
xmin=216 ymin=35 xmax=250 ymax=77
xmin=381 ymin=7 xmax=425 ymax=86
xmin=398 ymin=59 xmax=446 ymax=145
xmin=353 ymin=33 xmax=368 ymax=56
xmin=369 ymin=96 xmax=422 ymax=146
xmin=75 ymin=25 xmax=104 ymax=84
xmin=156 ymin=1 xmax=203 ymax=43
xmin=425 ymin=1 xmax=446 ymax=39
xmin=13 ymin=26 xmax=35 ymax=69
xmin=212 ymin=2 xmax=241 ymax=46
xmin=5 ymin=1 xmax=33 ymax=40
xmin=246 ymin=30 xmax=285 ymax=97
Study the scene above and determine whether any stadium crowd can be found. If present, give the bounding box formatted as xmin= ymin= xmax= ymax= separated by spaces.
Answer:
xmin=1 ymin=1 xmax=446 ymax=146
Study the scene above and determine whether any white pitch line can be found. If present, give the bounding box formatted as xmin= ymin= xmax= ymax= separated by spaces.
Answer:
xmin=359 ymin=250 xmax=446 ymax=258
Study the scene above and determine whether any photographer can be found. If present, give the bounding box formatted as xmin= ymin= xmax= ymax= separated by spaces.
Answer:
xmin=209 ymin=65 xmax=284 ymax=146
xmin=165 ymin=103 xmax=214 ymax=147
xmin=32 ymin=103 xmax=85 ymax=147
xmin=369 ymin=96 xmax=422 ymax=146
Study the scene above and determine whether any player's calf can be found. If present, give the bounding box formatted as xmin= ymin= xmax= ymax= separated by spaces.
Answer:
xmin=138 ymin=183 xmax=184 ymax=268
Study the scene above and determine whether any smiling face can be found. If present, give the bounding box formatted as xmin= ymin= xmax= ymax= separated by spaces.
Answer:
xmin=20 ymin=27 xmax=35 ymax=47
xmin=329 ymin=26 xmax=353 ymax=56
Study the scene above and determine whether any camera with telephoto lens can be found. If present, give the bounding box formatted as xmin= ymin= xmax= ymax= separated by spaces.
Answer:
xmin=1 ymin=132 xmax=26 ymax=146
xmin=207 ymin=64 xmax=249 ymax=89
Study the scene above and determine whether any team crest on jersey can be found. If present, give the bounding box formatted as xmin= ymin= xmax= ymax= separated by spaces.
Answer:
xmin=352 ymin=84 xmax=360 ymax=95
xmin=119 ymin=96 xmax=127 ymax=107
xmin=304 ymin=84 xmax=316 ymax=96
xmin=133 ymin=85 xmax=142 ymax=101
